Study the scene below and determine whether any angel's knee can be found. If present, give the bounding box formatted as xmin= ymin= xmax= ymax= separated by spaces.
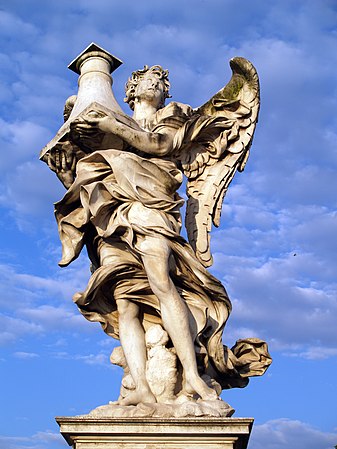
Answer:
xmin=117 ymin=299 xmax=139 ymax=321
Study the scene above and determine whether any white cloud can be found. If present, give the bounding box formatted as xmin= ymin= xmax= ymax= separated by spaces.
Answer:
xmin=0 ymin=120 xmax=51 ymax=172
xmin=0 ymin=10 xmax=38 ymax=39
xmin=55 ymin=350 xmax=111 ymax=366
xmin=0 ymin=430 xmax=64 ymax=449
xmin=251 ymin=418 xmax=337 ymax=449
xmin=13 ymin=351 xmax=39 ymax=359
xmin=285 ymin=346 xmax=337 ymax=361
xmin=202 ymin=164 xmax=337 ymax=358
xmin=0 ymin=315 xmax=42 ymax=345
xmin=0 ymin=161 xmax=65 ymax=233
xmin=0 ymin=260 xmax=89 ymax=311
xmin=74 ymin=353 xmax=109 ymax=366
xmin=212 ymin=234 xmax=337 ymax=355
xmin=20 ymin=305 xmax=90 ymax=333
xmin=0 ymin=258 xmax=94 ymax=345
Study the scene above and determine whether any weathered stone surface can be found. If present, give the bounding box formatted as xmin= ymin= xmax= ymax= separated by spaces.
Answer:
xmin=145 ymin=325 xmax=177 ymax=403
xmin=89 ymin=398 xmax=234 ymax=419
xmin=42 ymin=43 xmax=271 ymax=412
xmin=56 ymin=416 xmax=253 ymax=449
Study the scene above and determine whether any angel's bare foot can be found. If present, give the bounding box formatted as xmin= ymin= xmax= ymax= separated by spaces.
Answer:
xmin=184 ymin=375 xmax=218 ymax=401
xmin=118 ymin=387 xmax=156 ymax=406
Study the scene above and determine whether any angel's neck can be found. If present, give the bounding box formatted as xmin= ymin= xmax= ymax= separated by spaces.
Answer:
xmin=132 ymin=100 xmax=158 ymax=122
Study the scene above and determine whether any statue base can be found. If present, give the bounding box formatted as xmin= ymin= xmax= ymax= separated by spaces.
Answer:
xmin=56 ymin=415 xmax=254 ymax=449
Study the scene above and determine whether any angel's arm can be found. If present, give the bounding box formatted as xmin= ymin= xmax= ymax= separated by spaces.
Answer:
xmin=72 ymin=114 xmax=175 ymax=156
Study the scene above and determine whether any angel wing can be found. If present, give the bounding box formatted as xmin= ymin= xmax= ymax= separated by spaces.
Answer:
xmin=173 ymin=57 xmax=260 ymax=267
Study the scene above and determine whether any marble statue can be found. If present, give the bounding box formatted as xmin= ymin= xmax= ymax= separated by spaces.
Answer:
xmin=41 ymin=43 xmax=271 ymax=416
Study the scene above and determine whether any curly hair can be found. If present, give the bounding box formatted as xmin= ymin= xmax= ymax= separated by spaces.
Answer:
xmin=124 ymin=65 xmax=171 ymax=110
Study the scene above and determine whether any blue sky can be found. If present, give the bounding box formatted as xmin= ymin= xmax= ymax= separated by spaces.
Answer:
xmin=0 ymin=1 xmax=337 ymax=448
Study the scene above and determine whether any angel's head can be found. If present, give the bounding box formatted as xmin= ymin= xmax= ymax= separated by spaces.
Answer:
xmin=124 ymin=65 xmax=171 ymax=111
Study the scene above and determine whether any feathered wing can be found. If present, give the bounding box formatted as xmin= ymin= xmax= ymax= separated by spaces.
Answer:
xmin=174 ymin=57 xmax=260 ymax=267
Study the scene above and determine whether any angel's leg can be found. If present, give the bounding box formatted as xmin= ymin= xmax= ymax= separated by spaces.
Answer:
xmin=139 ymin=235 xmax=217 ymax=401
xmin=98 ymin=238 xmax=155 ymax=405
xmin=116 ymin=299 xmax=156 ymax=405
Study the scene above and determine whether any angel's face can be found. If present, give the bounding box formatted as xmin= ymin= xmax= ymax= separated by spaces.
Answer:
xmin=134 ymin=73 xmax=165 ymax=109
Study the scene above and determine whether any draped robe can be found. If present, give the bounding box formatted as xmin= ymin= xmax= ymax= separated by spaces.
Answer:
xmin=54 ymin=102 xmax=271 ymax=389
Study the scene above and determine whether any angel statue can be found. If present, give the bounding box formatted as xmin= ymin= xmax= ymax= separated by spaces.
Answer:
xmin=42 ymin=45 xmax=271 ymax=415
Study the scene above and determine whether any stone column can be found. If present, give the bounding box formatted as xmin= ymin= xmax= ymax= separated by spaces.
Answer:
xmin=67 ymin=42 xmax=123 ymax=120
xmin=40 ymin=43 xmax=130 ymax=162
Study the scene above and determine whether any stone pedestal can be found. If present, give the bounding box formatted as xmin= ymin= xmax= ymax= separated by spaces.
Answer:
xmin=56 ymin=416 xmax=254 ymax=449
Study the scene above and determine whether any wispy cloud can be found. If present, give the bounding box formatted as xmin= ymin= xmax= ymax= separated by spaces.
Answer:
xmin=0 ymin=315 xmax=42 ymax=345
xmin=0 ymin=430 xmax=64 ymax=449
xmin=54 ymin=350 xmax=111 ymax=366
xmin=13 ymin=351 xmax=39 ymax=360
xmin=0 ymin=259 xmax=93 ymax=346
xmin=251 ymin=418 xmax=337 ymax=449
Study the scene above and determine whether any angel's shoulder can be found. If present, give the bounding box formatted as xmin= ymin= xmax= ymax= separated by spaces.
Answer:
xmin=154 ymin=102 xmax=193 ymax=130
xmin=165 ymin=101 xmax=193 ymax=117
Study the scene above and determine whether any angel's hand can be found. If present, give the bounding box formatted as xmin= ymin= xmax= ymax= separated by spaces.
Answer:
xmin=71 ymin=113 xmax=117 ymax=136
xmin=48 ymin=147 xmax=76 ymax=189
